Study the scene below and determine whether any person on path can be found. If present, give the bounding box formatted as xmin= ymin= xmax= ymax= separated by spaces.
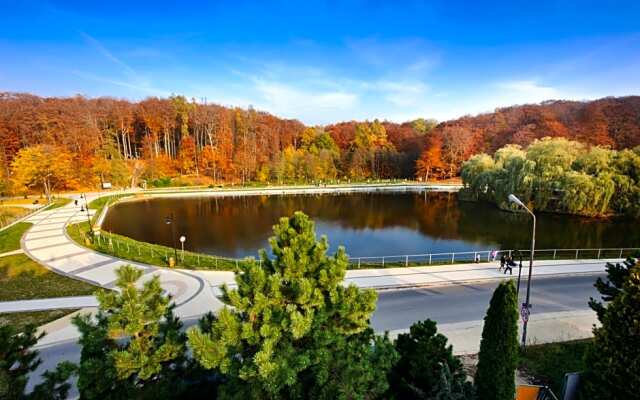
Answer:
xmin=490 ymin=250 xmax=497 ymax=261
xmin=499 ymin=254 xmax=505 ymax=272
xmin=475 ymin=253 xmax=481 ymax=263
xmin=504 ymin=256 xmax=514 ymax=275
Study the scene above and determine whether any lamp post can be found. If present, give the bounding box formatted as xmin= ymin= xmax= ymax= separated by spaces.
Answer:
xmin=508 ymin=194 xmax=536 ymax=349
xmin=165 ymin=213 xmax=178 ymax=262
xmin=179 ymin=235 xmax=186 ymax=263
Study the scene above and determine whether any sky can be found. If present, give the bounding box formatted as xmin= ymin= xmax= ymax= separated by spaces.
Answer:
xmin=1 ymin=1 xmax=640 ymax=125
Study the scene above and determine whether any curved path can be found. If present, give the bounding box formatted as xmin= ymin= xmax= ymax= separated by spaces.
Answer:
xmin=20 ymin=193 xmax=219 ymax=320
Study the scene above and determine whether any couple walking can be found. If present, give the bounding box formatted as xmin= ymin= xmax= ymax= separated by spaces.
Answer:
xmin=499 ymin=253 xmax=517 ymax=275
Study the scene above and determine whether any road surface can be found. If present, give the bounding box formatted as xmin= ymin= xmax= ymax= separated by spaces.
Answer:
xmin=371 ymin=274 xmax=602 ymax=331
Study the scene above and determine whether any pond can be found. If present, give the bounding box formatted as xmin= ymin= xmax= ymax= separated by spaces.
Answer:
xmin=101 ymin=191 xmax=639 ymax=258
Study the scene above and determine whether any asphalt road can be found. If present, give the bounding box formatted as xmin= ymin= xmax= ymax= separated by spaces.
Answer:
xmin=32 ymin=274 xmax=603 ymax=394
xmin=371 ymin=274 xmax=603 ymax=331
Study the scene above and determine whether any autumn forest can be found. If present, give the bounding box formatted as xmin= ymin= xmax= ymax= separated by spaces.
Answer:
xmin=1 ymin=92 xmax=640 ymax=199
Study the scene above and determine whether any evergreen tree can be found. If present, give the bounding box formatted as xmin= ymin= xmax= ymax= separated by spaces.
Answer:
xmin=188 ymin=211 xmax=397 ymax=399
xmin=0 ymin=324 xmax=75 ymax=400
xmin=474 ymin=280 xmax=519 ymax=400
xmin=387 ymin=319 xmax=474 ymax=399
xmin=588 ymin=256 xmax=637 ymax=320
xmin=73 ymin=265 xmax=196 ymax=399
xmin=582 ymin=259 xmax=640 ymax=399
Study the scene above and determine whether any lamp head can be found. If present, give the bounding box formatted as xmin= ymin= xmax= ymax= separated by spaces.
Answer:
xmin=508 ymin=194 xmax=524 ymax=207
xmin=179 ymin=236 xmax=186 ymax=243
xmin=165 ymin=217 xmax=172 ymax=225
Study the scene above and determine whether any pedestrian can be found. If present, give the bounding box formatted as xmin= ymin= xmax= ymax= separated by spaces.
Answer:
xmin=475 ymin=253 xmax=481 ymax=263
xmin=499 ymin=254 xmax=505 ymax=272
xmin=74 ymin=199 xmax=78 ymax=206
xmin=504 ymin=257 xmax=514 ymax=275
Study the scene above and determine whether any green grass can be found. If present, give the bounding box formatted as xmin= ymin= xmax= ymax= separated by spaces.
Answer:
xmin=68 ymin=221 xmax=241 ymax=270
xmin=0 ymin=206 xmax=31 ymax=228
xmin=0 ymin=309 xmax=79 ymax=333
xmin=0 ymin=254 xmax=98 ymax=301
xmin=0 ymin=222 xmax=32 ymax=253
xmin=519 ymin=339 xmax=591 ymax=395
xmin=46 ymin=197 xmax=72 ymax=210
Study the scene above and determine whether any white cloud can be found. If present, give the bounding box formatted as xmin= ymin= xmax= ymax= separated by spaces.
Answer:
xmin=496 ymin=80 xmax=559 ymax=101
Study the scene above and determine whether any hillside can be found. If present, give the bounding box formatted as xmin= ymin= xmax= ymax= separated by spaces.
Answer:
xmin=415 ymin=96 xmax=640 ymax=179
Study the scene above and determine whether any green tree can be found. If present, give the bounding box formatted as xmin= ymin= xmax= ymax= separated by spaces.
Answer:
xmin=188 ymin=212 xmax=397 ymax=399
xmin=388 ymin=319 xmax=474 ymax=399
xmin=474 ymin=280 xmax=519 ymax=400
xmin=582 ymin=262 xmax=640 ymax=399
xmin=73 ymin=265 xmax=193 ymax=399
xmin=0 ymin=324 xmax=75 ymax=400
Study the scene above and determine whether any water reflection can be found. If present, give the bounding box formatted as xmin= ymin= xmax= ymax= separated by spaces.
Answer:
xmin=101 ymin=192 xmax=639 ymax=258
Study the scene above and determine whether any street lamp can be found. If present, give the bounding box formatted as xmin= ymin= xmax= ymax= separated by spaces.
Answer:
xmin=179 ymin=235 xmax=186 ymax=263
xmin=508 ymin=194 xmax=536 ymax=349
xmin=165 ymin=213 xmax=178 ymax=262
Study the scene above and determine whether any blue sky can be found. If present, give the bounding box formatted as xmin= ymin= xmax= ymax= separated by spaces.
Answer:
xmin=1 ymin=1 xmax=640 ymax=124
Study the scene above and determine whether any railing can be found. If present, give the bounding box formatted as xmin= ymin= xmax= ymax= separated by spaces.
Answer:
xmin=84 ymin=225 xmax=639 ymax=271
xmin=348 ymin=247 xmax=640 ymax=268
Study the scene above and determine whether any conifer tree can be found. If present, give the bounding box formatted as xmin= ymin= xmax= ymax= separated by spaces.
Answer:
xmin=474 ymin=280 xmax=519 ymax=400
xmin=582 ymin=259 xmax=640 ymax=399
xmin=73 ymin=265 xmax=190 ymax=399
xmin=388 ymin=319 xmax=474 ymax=399
xmin=188 ymin=211 xmax=397 ymax=399
xmin=0 ymin=324 xmax=75 ymax=400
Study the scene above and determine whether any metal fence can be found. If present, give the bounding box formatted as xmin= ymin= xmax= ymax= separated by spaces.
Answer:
xmin=348 ymin=247 xmax=640 ymax=268
xmin=85 ymin=227 xmax=639 ymax=271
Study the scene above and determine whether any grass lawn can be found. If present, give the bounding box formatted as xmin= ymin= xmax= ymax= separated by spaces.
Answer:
xmin=519 ymin=339 xmax=591 ymax=395
xmin=0 ymin=309 xmax=79 ymax=333
xmin=46 ymin=197 xmax=72 ymax=210
xmin=0 ymin=254 xmax=98 ymax=301
xmin=68 ymin=221 xmax=239 ymax=270
xmin=0 ymin=222 xmax=32 ymax=253
xmin=0 ymin=206 xmax=31 ymax=228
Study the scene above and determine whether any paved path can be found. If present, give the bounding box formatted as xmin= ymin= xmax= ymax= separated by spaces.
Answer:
xmin=20 ymin=194 xmax=219 ymax=320
xmin=195 ymin=257 xmax=615 ymax=297
xmin=0 ymin=296 xmax=98 ymax=313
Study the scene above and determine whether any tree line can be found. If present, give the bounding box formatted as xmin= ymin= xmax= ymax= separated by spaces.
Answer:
xmin=415 ymin=96 xmax=640 ymax=180
xmin=460 ymin=137 xmax=640 ymax=218
xmin=0 ymin=93 xmax=436 ymax=197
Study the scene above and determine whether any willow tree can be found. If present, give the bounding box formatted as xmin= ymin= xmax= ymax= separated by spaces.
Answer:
xmin=188 ymin=212 xmax=397 ymax=399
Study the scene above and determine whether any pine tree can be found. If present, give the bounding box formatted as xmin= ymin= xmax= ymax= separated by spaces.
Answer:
xmin=0 ymin=324 xmax=75 ymax=400
xmin=588 ymin=256 xmax=637 ymax=320
xmin=73 ymin=265 xmax=191 ymax=399
xmin=388 ymin=319 xmax=474 ymax=399
xmin=188 ymin=211 xmax=397 ymax=399
xmin=474 ymin=280 xmax=519 ymax=400
xmin=582 ymin=260 xmax=640 ymax=399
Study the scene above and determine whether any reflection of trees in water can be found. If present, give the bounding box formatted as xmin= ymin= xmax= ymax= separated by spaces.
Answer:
xmin=103 ymin=193 xmax=640 ymax=256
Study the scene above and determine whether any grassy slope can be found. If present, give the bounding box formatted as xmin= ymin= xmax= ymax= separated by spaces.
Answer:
xmin=0 ymin=222 xmax=32 ymax=253
xmin=0 ymin=254 xmax=98 ymax=301
xmin=0 ymin=309 xmax=80 ymax=333
xmin=519 ymin=340 xmax=590 ymax=395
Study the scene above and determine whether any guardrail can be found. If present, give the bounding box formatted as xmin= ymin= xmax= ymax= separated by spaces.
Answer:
xmin=349 ymin=247 xmax=640 ymax=268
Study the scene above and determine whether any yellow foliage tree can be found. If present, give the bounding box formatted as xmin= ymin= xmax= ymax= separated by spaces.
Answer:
xmin=11 ymin=145 xmax=75 ymax=202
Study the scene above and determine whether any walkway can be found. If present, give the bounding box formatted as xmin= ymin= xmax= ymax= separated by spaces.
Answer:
xmin=0 ymin=296 xmax=97 ymax=313
xmin=195 ymin=257 xmax=614 ymax=297
xmin=20 ymin=194 xmax=219 ymax=320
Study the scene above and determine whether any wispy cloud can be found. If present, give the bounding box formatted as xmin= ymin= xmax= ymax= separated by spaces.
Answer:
xmin=80 ymin=32 xmax=139 ymax=79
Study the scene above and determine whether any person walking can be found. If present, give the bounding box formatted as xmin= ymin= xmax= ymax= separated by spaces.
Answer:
xmin=499 ymin=254 xmax=506 ymax=272
xmin=490 ymin=250 xmax=497 ymax=261
xmin=504 ymin=256 xmax=514 ymax=275
xmin=475 ymin=253 xmax=481 ymax=263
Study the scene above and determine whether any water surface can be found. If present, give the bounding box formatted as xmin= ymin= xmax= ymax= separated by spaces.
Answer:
xmin=102 ymin=191 xmax=639 ymax=258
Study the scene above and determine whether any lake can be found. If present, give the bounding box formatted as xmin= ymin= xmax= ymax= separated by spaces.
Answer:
xmin=101 ymin=191 xmax=639 ymax=258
